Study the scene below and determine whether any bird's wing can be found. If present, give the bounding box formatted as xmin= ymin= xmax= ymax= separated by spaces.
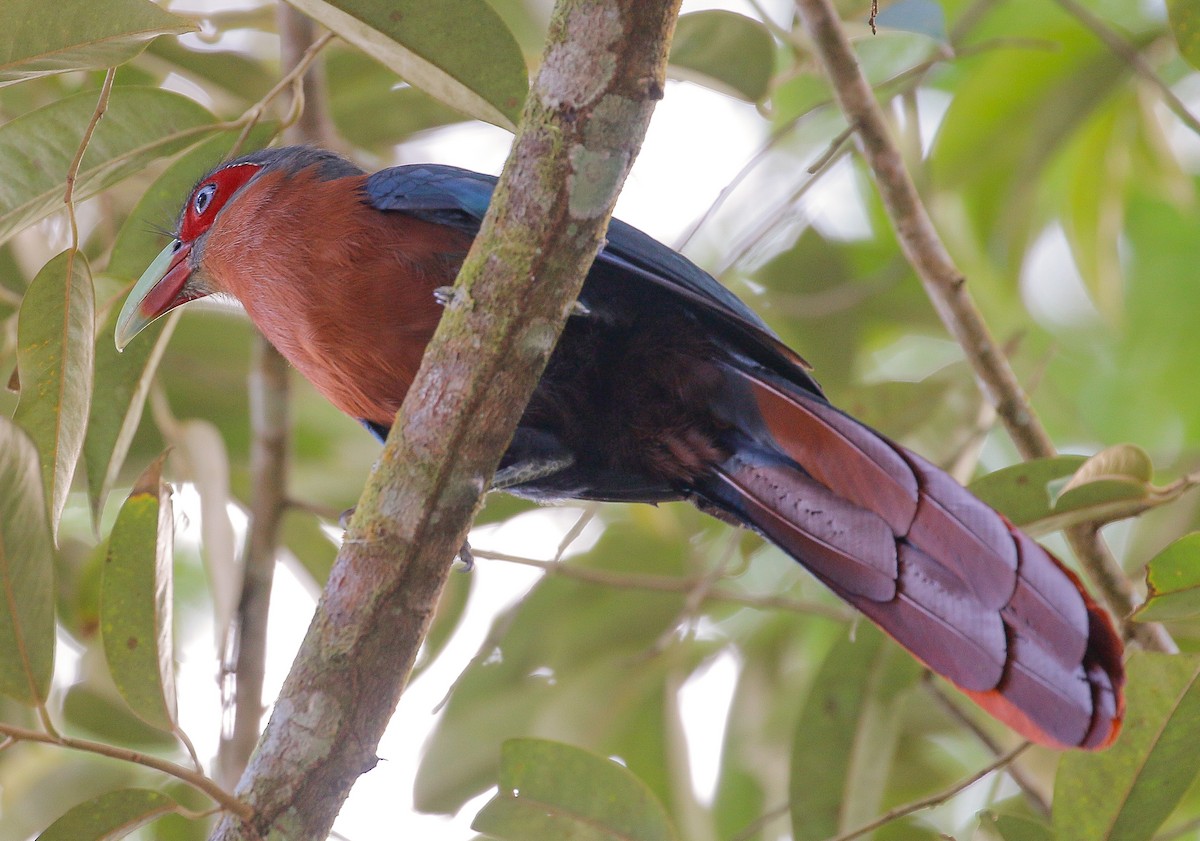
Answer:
xmin=363 ymin=164 xmax=821 ymax=395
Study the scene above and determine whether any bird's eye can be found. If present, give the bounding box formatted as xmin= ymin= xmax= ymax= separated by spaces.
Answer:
xmin=193 ymin=183 xmax=217 ymax=216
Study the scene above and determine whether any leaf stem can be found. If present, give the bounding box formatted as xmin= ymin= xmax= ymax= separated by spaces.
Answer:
xmin=0 ymin=721 xmax=252 ymax=821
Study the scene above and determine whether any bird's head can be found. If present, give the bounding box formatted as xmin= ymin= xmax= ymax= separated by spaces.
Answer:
xmin=115 ymin=145 xmax=362 ymax=350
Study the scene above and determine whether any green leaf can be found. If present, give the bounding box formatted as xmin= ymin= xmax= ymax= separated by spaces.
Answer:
xmin=85 ymin=308 xmax=175 ymax=528
xmin=62 ymin=683 xmax=178 ymax=748
xmin=326 ymin=48 xmax=470 ymax=151
xmin=36 ymin=788 xmax=180 ymax=841
xmin=668 ymin=11 xmax=775 ymax=102
xmin=1054 ymin=652 xmax=1200 ymax=841
xmin=0 ymin=417 xmax=55 ymax=705
xmin=1135 ymin=533 xmax=1200 ymax=622
xmin=968 ymin=455 xmax=1087 ymax=529
xmin=790 ymin=625 xmax=920 ymax=841
xmin=0 ymin=0 xmax=194 ymax=86
xmin=979 ymin=796 xmax=1054 ymax=841
xmin=1168 ymin=0 xmax=1200 ymax=70
xmin=472 ymin=739 xmax=677 ymax=841
xmin=101 ymin=453 xmax=177 ymax=731
xmin=0 ymin=86 xmax=218 ymax=245
xmin=15 ymin=249 xmax=95 ymax=540
xmin=280 ymin=0 xmax=526 ymax=129
xmin=144 ymin=38 xmax=274 ymax=106
xmin=1061 ymin=92 xmax=1137 ymax=319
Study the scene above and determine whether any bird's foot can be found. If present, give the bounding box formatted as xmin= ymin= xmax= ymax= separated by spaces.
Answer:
xmin=569 ymin=299 xmax=591 ymax=318
xmin=492 ymin=454 xmax=575 ymax=491
xmin=456 ymin=539 xmax=475 ymax=572
xmin=433 ymin=286 xmax=456 ymax=307
xmin=339 ymin=506 xmax=355 ymax=529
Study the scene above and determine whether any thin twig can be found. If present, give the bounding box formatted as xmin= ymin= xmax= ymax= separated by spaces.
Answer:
xmin=64 ymin=69 xmax=116 ymax=248
xmin=924 ymin=678 xmax=1050 ymax=817
xmin=729 ymin=801 xmax=791 ymax=841
xmin=0 ymin=721 xmax=251 ymax=820
xmin=1053 ymin=0 xmax=1200 ymax=138
xmin=230 ymin=30 xmax=334 ymax=153
xmin=823 ymin=743 xmax=1031 ymax=841
xmin=472 ymin=548 xmax=853 ymax=621
xmin=793 ymin=0 xmax=1174 ymax=650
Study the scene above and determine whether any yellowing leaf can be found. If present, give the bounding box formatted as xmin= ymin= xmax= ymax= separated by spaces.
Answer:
xmin=101 ymin=453 xmax=176 ymax=731
xmin=36 ymin=788 xmax=180 ymax=841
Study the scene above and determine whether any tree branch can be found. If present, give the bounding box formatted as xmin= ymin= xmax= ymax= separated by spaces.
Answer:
xmin=207 ymin=1 xmax=681 ymax=838
xmin=793 ymin=0 xmax=1174 ymax=652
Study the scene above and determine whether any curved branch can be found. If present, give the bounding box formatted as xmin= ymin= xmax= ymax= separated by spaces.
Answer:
xmin=208 ymin=1 xmax=682 ymax=838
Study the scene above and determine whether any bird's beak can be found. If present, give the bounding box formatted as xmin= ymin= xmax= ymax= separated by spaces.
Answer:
xmin=115 ymin=240 xmax=194 ymax=351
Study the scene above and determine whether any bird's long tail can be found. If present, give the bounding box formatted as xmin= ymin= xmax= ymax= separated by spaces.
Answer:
xmin=694 ymin=363 xmax=1124 ymax=749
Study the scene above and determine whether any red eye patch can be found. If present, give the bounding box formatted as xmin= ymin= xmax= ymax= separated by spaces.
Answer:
xmin=179 ymin=162 xmax=262 ymax=241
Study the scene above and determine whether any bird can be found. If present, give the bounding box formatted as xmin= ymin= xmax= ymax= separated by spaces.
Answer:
xmin=116 ymin=144 xmax=1124 ymax=750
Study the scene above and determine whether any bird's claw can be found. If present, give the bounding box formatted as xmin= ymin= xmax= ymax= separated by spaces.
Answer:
xmin=457 ymin=539 xmax=474 ymax=572
xmin=433 ymin=286 xmax=456 ymax=306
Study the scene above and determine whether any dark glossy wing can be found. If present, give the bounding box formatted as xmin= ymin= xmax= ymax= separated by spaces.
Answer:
xmin=362 ymin=164 xmax=821 ymax=396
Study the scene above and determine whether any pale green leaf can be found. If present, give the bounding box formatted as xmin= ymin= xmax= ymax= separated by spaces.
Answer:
xmin=0 ymin=0 xmax=194 ymax=86
xmin=172 ymin=419 xmax=238 ymax=647
xmin=1061 ymin=443 xmax=1154 ymax=491
xmin=0 ymin=86 xmax=217 ymax=245
xmin=669 ymin=11 xmax=775 ymax=102
xmin=101 ymin=453 xmax=176 ymax=731
xmin=472 ymin=739 xmax=677 ymax=841
xmin=1055 ymin=653 xmax=1200 ymax=841
xmin=280 ymin=0 xmax=526 ymax=129
xmin=14 ymin=249 xmax=95 ymax=540
xmin=0 ymin=417 xmax=55 ymax=705
xmin=36 ymin=788 xmax=180 ymax=841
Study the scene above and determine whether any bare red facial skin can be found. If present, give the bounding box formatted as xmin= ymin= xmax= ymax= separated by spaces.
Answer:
xmin=179 ymin=162 xmax=262 ymax=242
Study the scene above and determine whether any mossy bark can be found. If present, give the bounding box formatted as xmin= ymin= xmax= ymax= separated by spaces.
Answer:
xmin=209 ymin=1 xmax=682 ymax=838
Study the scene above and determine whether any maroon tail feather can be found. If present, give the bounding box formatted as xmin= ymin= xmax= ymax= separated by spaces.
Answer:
xmin=699 ymin=367 xmax=1124 ymax=749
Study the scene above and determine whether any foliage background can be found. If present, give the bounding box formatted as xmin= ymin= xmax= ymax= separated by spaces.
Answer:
xmin=4 ymin=0 xmax=1200 ymax=839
